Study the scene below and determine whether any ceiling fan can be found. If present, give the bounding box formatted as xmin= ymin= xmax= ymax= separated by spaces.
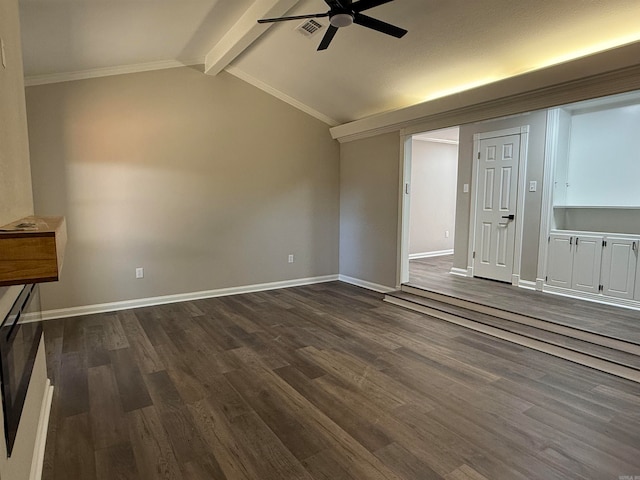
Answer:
xmin=257 ymin=0 xmax=408 ymax=51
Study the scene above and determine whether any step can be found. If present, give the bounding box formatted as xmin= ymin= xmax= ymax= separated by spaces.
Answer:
xmin=401 ymin=284 xmax=640 ymax=356
xmin=384 ymin=291 xmax=640 ymax=384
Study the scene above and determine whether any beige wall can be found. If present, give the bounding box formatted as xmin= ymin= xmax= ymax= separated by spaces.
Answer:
xmin=0 ymin=0 xmax=48 ymax=478
xmin=339 ymin=132 xmax=400 ymax=288
xmin=453 ymin=110 xmax=548 ymax=281
xmin=26 ymin=67 xmax=340 ymax=311
xmin=409 ymin=140 xmax=457 ymax=256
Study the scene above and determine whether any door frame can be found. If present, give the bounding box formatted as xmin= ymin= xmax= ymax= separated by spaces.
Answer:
xmin=467 ymin=126 xmax=530 ymax=285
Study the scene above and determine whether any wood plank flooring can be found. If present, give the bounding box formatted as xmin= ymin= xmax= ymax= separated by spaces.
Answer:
xmin=409 ymin=255 xmax=640 ymax=344
xmin=42 ymin=281 xmax=640 ymax=480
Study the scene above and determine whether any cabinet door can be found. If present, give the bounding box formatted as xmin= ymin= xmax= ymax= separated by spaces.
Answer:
xmin=571 ymin=235 xmax=603 ymax=294
xmin=601 ymin=237 xmax=638 ymax=300
xmin=546 ymin=234 xmax=574 ymax=288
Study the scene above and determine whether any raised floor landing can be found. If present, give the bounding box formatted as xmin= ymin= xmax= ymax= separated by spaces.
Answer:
xmin=408 ymin=256 xmax=640 ymax=346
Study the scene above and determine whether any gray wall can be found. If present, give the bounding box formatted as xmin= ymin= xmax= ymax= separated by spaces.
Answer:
xmin=339 ymin=132 xmax=400 ymax=288
xmin=453 ymin=110 xmax=548 ymax=281
xmin=409 ymin=140 xmax=457 ymax=256
xmin=26 ymin=67 xmax=340 ymax=311
xmin=0 ymin=0 xmax=48 ymax=478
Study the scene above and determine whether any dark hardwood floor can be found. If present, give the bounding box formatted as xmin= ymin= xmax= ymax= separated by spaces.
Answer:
xmin=409 ymin=255 xmax=640 ymax=345
xmin=42 ymin=281 xmax=640 ymax=480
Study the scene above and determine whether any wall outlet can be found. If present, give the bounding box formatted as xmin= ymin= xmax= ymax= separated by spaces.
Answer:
xmin=135 ymin=267 xmax=144 ymax=279
xmin=529 ymin=180 xmax=537 ymax=192
xmin=288 ymin=254 xmax=294 ymax=263
xmin=445 ymin=230 xmax=450 ymax=238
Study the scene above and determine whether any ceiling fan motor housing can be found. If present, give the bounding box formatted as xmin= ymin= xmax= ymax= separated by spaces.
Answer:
xmin=330 ymin=12 xmax=354 ymax=28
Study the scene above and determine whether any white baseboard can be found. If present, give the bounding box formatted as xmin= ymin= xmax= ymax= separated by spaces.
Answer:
xmin=518 ymin=279 xmax=537 ymax=290
xmin=338 ymin=275 xmax=396 ymax=293
xmin=408 ymin=249 xmax=454 ymax=260
xmin=449 ymin=267 xmax=470 ymax=277
xmin=543 ymin=284 xmax=640 ymax=311
xmin=39 ymin=275 xmax=339 ymax=321
xmin=536 ymin=278 xmax=545 ymax=291
xmin=30 ymin=380 xmax=53 ymax=480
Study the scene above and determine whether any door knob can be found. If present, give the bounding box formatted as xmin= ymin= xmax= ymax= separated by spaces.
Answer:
xmin=501 ymin=214 xmax=515 ymax=220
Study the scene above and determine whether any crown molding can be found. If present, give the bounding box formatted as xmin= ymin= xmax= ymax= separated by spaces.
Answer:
xmin=225 ymin=65 xmax=339 ymax=127
xmin=24 ymin=58 xmax=204 ymax=87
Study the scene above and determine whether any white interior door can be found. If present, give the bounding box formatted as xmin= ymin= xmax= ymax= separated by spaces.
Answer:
xmin=473 ymin=134 xmax=521 ymax=282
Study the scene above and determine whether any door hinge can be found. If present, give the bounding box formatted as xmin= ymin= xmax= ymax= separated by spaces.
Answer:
xmin=477 ymin=151 xmax=481 ymax=160
xmin=473 ymin=251 xmax=476 ymax=259
xmin=545 ymin=276 xmax=548 ymax=282
xmin=548 ymin=235 xmax=550 ymax=243
xmin=405 ymin=183 xmax=410 ymax=195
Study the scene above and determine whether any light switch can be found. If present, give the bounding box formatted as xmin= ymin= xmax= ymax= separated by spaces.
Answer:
xmin=463 ymin=183 xmax=469 ymax=193
xmin=529 ymin=180 xmax=537 ymax=192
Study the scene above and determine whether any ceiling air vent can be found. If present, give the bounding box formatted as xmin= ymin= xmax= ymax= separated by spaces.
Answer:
xmin=295 ymin=19 xmax=324 ymax=38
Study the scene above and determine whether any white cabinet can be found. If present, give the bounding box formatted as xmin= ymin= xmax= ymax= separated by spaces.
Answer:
xmin=601 ymin=237 xmax=638 ymax=299
xmin=546 ymin=233 xmax=603 ymax=294
xmin=547 ymin=234 xmax=574 ymax=288
xmin=571 ymin=235 xmax=603 ymax=294
xmin=546 ymin=231 xmax=640 ymax=303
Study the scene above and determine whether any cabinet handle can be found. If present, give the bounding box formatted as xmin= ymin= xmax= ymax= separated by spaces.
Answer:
xmin=570 ymin=237 xmax=573 ymax=245
xmin=634 ymin=241 xmax=637 ymax=252
xmin=575 ymin=237 xmax=579 ymax=247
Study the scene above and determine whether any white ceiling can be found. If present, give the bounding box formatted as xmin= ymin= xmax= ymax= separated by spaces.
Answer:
xmin=18 ymin=0 xmax=640 ymax=125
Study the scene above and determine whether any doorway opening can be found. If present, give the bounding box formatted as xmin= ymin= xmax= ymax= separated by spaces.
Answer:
xmin=400 ymin=127 xmax=459 ymax=287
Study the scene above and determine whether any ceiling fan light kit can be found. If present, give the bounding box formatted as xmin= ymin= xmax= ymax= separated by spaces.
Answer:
xmin=257 ymin=0 xmax=407 ymax=51
xmin=330 ymin=13 xmax=354 ymax=28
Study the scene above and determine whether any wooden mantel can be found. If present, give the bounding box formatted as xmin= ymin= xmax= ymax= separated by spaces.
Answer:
xmin=0 ymin=216 xmax=67 ymax=287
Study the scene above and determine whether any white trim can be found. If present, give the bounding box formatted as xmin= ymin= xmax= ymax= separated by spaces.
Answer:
xmin=477 ymin=126 xmax=523 ymax=140
xmin=24 ymin=59 xmax=203 ymax=86
xmin=512 ymin=126 xmax=529 ymax=281
xmin=338 ymin=275 xmax=396 ymax=293
xmin=518 ymin=279 xmax=537 ymax=290
xmin=409 ymin=249 xmax=454 ymax=260
xmin=450 ymin=267 xmax=470 ymax=277
xmin=536 ymin=278 xmax=545 ymax=291
xmin=511 ymin=274 xmax=520 ymax=286
xmin=543 ymin=284 xmax=640 ymax=311
xmin=413 ymin=138 xmax=459 ymax=145
xmin=397 ymin=134 xmax=413 ymax=287
xmin=38 ymin=275 xmax=338 ymax=321
xmin=538 ymin=108 xmax=561 ymax=283
xmin=225 ymin=66 xmax=338 ymax=126
xmin=29 ymin=381 xmax=53 ymax=480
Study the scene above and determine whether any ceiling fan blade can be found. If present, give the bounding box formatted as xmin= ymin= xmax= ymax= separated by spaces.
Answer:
xmin=324 ymin=0 xmax=348 ymax=8
xmin=258 ymin=13 xmax=329 ymax=24
xmin=352 ymin=0 xmax=393 ymax=13
xmin=353 ymin=13 xmax=407 ymax=38
xmin=318 ymin=25 xmax=339 ymax=51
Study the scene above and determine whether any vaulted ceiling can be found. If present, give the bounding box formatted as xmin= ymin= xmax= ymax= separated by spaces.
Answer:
xmin=19 ymin=0 xmax=640 ymax=125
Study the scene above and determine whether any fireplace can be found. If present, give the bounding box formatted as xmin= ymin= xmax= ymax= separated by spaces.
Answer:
xmin=0 ymin=284 xmax=42 ymax=456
